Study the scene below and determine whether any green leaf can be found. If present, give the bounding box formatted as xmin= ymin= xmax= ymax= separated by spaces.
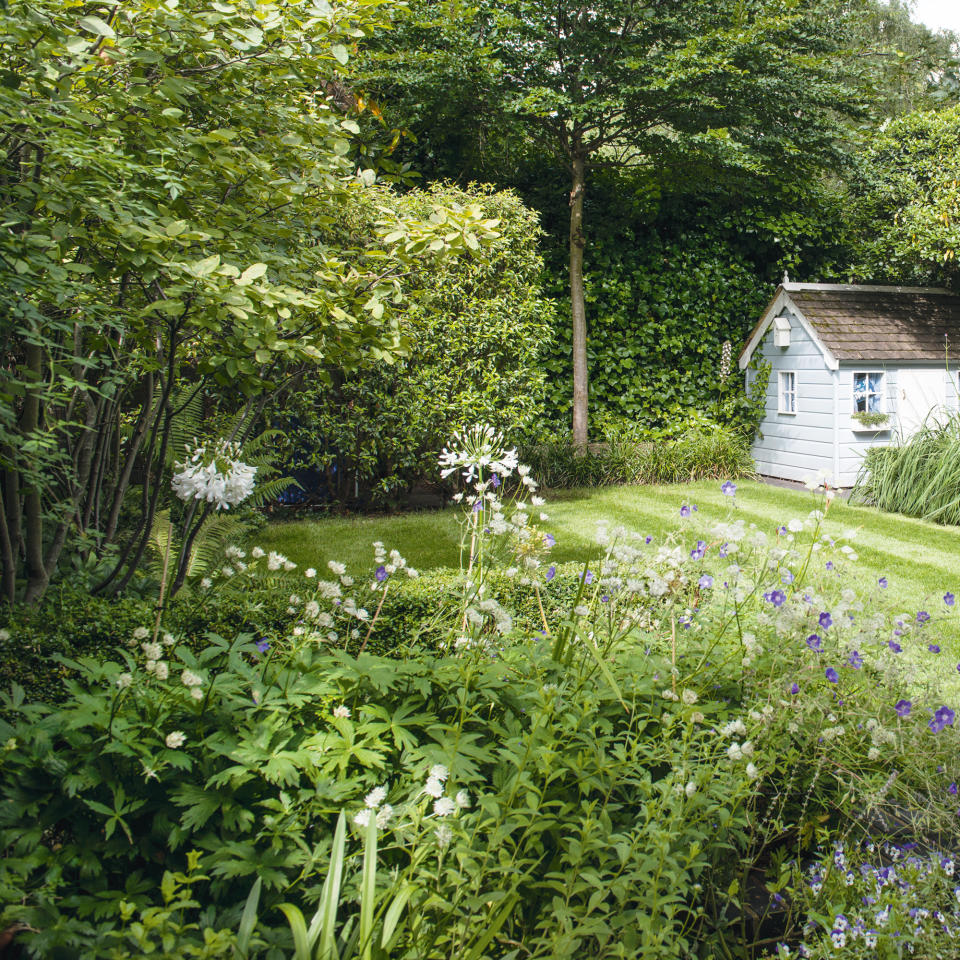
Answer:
xmin=331 ymin=44 xmax=349 ymax=65
xmin=77 ymin=15 xmax=115 ymax=38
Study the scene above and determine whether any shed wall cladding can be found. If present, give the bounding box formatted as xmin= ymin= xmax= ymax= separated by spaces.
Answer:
xmin=836 ymin=366 xmax=897 ymax=487
xmin=751 ymin=320 xmax=835 ymax=483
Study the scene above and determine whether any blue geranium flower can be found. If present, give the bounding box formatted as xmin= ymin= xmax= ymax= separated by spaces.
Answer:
xmin=825 ymin=667 xmax=839 ymax=683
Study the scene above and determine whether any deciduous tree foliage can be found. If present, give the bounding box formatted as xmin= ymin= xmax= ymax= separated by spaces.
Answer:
xmin=366 ymin=0 xmax=866 ymax=446
xmin=847 ymin=106 xmax=960 ymax=287
xmin=0 ymin=0 xmax=499 ymax=603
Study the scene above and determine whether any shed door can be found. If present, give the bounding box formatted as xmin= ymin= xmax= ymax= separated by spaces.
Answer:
xmin=897 ymin=369 xmax=948 ymax=439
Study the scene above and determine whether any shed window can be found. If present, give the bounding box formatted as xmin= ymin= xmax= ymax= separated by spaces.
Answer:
xmin=778 ymin=371 xmax=797 ymax=414
xmin=853 ymin=372 xmax=884 ymax=413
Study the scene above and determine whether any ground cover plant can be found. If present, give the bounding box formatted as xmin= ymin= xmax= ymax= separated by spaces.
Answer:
xmin=5 ymin=427 xmax=960 ymax=959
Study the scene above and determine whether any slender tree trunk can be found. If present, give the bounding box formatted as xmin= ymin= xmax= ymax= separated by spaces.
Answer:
xmin=569 ymin=150 xmax=589 ymax=451
xmin=22 ymin=342 xmax=47 ymax=603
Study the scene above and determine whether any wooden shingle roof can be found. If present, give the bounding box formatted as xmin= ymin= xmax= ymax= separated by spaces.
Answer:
xmin=739 ymin=283 xmax=960 ymax=368
xmin=788 ymin=287 xmax=960 ymax=362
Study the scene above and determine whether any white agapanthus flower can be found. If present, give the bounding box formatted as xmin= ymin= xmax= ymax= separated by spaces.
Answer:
xmin=171 ymin=439 xmax=256 ymax=510
xmin=438 ymin=424 xmax=520 ymax=482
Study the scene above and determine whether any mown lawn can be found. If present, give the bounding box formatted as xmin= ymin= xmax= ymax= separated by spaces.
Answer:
xmin=257 ymin=480 xmax=960 ymax=608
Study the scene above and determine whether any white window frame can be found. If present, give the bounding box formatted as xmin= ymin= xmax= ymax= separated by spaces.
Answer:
xmin=852 ymin=370 xmax=885 ymax=414
xmin=778 ymin=370 xmax=798 ymax=415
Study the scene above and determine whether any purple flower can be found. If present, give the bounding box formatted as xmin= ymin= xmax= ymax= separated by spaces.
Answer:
xmin=790 ymin=682 xmax=800 ymax=695
xmin=584 ymin=570 xmax=594 ymax=584
xmin=601 ymin=594 xmax=609 ymax=603
xmin=699 ymin=574 xmax=714 ymax=589
xmin=765 ymin=589 xmax=787 ymax=607
xmin=375 ymin=565 xmax=388 ymax=582
xmin=930 ymin=644 xmax=941 ymax=654
xmin=878 ymin=577 xmax=888 ymax=588
xmin=644 ymin=535 xmax=652 ymax=544
xmin=917 ymin=610 xmax=931 ymax=624
xmin=544 ymin=533 xmax=556 ymax=547
xmin=888 ymin=640 xmax=902 ymax=653
xmin=545 ymin=565 xmax=556 ymax=582
xmin=472 ymin=499 xmax=482 ymax=513
xmin=781 ymin=570 xmax=794 ymax=585
xmin=826 ymin=561 xmax=834 ymax=571
xmin=950 ymin=783 xmax=958 ymax=797
xmin=256 ymin=638 xmax=270 ymax=653
xmin=693 ymin=504 xmax=699 ymax=512
xmin=848 ymin=650 xmax=863 ymax=669
xmin=778 ymin=525 xmax=787 ymax=536
xmin=895 ymin=699 xmax=912 ymax=718
xmin=690 ymin=540 xmax=706 ymax=560
xmin=490 ymin=474 xmax=500 ymax=488
xmin=680 ymin=505 xmax=691 ymax=517
xmin=819 ymin=612 xmax=833 ymax=630
xmin=721 ymin=481 xmax=737 ymax=497
xmin=930 ymin=706 xmax=956 ymax=733
xmin=719 ymin=542 xmax=729 ymax=558
xmin=806 ymin=634 xmax=822 ymax=652
xmin=825 ymin=667 xmax=839 ymax=683
xmin=946 ymin=592 xmax=956 ymax=607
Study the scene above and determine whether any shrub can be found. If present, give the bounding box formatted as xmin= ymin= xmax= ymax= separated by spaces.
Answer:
xmin=272 ymin=183 xmax=556 ymax=507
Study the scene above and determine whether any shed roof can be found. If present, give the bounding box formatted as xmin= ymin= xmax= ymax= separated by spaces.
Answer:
xmin=739 ymin=283 xmax=960 ymax=368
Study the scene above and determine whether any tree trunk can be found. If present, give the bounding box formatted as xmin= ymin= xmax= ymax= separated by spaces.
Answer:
xmin=569 ymin=150 xmax=589 ymax=451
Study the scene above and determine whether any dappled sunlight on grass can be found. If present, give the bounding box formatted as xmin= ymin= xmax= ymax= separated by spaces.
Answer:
xmin=257 ymin=480 xmax=960 ymax=610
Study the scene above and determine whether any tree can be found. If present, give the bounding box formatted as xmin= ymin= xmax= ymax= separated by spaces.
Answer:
xmin=845 ymin=105 xmax=960 ymax=287
xmin=367 ymin=0 xmax=865 ymax=446
xmin=0 ymin=0 xmax=499 ymax=603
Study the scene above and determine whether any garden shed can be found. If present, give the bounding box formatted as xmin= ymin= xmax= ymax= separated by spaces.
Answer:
xmin=739 ymin=281 xmax=960 ymax=486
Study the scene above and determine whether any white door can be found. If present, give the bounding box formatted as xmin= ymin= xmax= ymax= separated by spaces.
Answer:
xmin=897 ymin=369 xmax=949 ymax=438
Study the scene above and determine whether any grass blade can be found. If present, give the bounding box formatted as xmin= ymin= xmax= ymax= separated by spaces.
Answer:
xmin=236 ymin=876 xmax=262 ymax=955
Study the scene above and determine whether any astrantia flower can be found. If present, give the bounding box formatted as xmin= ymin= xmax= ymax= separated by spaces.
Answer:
xmin=930 ymin=706 xmax=956 ymax=733
xmin=455 ymin=789 xmax=470 ymax=809
xmin=376 ymin=804 xmax=393 ymax=829
xmin=424 ymin=776 xmax=444 ymax=798
xmin=154 ymin=661 xmax=169 ymax=681
xmin=181 ymin=669 xmax=202 ymax=688
xmin=116 ymin=672 xmax=133 ymax=689
xmin=895 ymin=699 xmax=912 ymax=717
xmin=433 ymin=797 xmax=456 ymax=817
xmin=746 ymin=762 xmax=758 ymax=780
xmin=365 ymin=786 xmax=387 ymax=809
xmin=165 ymin=731 xmax=186 ymax=749
xmin=172 ymin=439 xmax=256 ymax=510
xmin=353 ymin=809 xmax=372 ymax=828
xmin=333 ymin=705 xmax=350 ymax=719
xmin=825 ymin=667 xmax=839 ymax=683
xmin=429 ymin=764 xmax=449 ymax=781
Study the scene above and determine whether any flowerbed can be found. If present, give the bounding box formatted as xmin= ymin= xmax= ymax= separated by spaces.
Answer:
xmin=2 ymin=429 xmax=960 ymax=958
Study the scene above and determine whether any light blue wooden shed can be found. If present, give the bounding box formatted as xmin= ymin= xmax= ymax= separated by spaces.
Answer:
xmin=739 ymin=281 xmax=960 ymax=487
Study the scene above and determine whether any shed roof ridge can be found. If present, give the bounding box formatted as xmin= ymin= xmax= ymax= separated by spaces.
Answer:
xmin=784 ymin=282 xmax=954 ymax=295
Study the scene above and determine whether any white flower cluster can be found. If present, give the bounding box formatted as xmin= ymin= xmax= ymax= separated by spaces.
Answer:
xmin=353 ymin=784 xmax=393 ymax=830
xmin=422 ymin=764 xmax=470 ymax=822
xmin=172 ymin=439 xmax=256 ymax=510
xmin=438 ymin=424 xmax=519 ymax=482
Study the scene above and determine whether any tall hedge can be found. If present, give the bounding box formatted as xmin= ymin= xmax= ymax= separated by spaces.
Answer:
xmin=277 ymin=183 xmax=556 ymax=505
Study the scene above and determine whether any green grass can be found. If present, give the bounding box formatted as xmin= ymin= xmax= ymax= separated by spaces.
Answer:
xmin=257 ymin=480 xmax=960 ymax=608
